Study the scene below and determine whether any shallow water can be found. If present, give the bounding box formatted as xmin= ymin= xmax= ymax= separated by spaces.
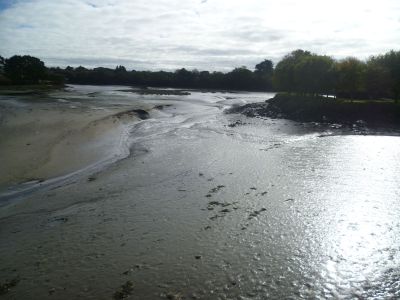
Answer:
xmin=1 ymin=85 xmax=400 ymax=299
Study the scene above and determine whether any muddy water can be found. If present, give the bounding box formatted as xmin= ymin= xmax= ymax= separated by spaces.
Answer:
xmin=1 ymin=85 xmax=400 ymax=299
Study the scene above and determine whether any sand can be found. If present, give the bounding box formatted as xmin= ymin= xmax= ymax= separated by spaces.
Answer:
xmin=0 ymin=86 xmax=152 ymax=195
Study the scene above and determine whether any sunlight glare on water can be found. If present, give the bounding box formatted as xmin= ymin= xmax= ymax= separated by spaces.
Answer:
xmin=321 ymin=135 xmax=400 ymax=297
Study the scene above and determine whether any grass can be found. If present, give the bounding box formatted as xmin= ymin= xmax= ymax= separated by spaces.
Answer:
xmin=0 ymin=84 xmax=65 ymax=95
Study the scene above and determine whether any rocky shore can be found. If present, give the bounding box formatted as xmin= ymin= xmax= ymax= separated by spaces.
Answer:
xmin=227 ymin=93 xmax=400 ymax=131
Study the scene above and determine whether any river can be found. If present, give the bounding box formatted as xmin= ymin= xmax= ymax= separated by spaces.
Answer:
xmin=0 ymin=85 xmax=399 ymax=299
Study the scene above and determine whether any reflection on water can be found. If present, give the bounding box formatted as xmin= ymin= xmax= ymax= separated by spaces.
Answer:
xmin=320 ymin=136 xmax=400 ymax=298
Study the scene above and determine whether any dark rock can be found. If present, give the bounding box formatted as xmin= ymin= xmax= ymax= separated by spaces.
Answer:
xmin=115 ymin=109 xmax=150 ymax=120
xmin=0 ymin=277 xmax=20 ymax=295
xmin=113 ymin=281 xmax=134 ymax=299
xmin=166 ymin=292 xmax=182 ymax=300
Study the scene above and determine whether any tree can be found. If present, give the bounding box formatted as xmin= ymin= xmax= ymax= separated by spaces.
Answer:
xmin=0 ymin=56 xmax=4 ymax=75
xmin=372 ymin=51 xmax=400 ymax=102
xmin=174 ymin=68 xmax=196 ymax=87
xmin=255 ymin=60 xmax=273 ymax=76
xmin=364 ymin=59 xmax=391 ymax=99
xmin=336 ymin=57 xmax=366 ymax=99
xmin=227 ymin=67 xmax=254 ymax=90
xmin=293 ymin=55 xmax=335 ymax=95
xmin=115 ymin=65 xmax=126 ymax=73
xmin=254 ymin=59 xmax=274 ymax=90
xmin=4 ymin=55 xmax=46 ymax=84
xmin=273 ymin=49 xmax=312 ymax=92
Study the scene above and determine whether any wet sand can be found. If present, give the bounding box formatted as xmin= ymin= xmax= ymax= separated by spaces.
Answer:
xmin=1 ymin=86 xmax=400 ymax=299
xmin=0 ymin=86 xmax=155 ymax=196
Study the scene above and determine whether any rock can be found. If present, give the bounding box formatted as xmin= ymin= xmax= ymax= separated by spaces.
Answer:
xmin=0 ymin=277 xmax=20 ymax=295
xmin=209 ymin=185 xmax=225 ymax=193
xmin=122 ymin=269 xmax=133 ymax=275
xmin=113 ymin=281 xmax=134 ymax=299
xmin=48 ymin=288 xmax=56 ymax=295
xmin=166 ymin=292 xmax=182 ymax=300
xmin=154 ymin=104 xmax=172 ymax=110
xmin=208 ymin=201 xmax=221 ymax=206
xmin=115 ymin=109 xmax=150 ymax=120
xmin=248 ymin=208 xmax=267 ymax=220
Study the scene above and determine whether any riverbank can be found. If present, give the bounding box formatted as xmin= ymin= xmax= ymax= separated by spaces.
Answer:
xmin=0 ymin=84 xmax=66 ymax=95
xmin=227 ymin=93 xmax=400 ymax=131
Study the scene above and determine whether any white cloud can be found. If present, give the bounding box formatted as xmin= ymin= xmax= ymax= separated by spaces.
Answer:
xmin=0 ymin=0 xmax=399 ymax=70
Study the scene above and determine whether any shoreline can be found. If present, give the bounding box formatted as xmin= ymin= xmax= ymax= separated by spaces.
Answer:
xmin=226 ymin=93 xmax=400 ymax=134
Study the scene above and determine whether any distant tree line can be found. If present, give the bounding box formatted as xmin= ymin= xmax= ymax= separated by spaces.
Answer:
xmin=50 ymin=60 xmax=274 ymax=91
xmin=1 ymin=50 xmax=400 ymax=100
xmin=0 ymin=55 xmax=274 ymax=91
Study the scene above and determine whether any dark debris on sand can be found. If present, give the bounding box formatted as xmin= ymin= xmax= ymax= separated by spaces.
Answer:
xmin=0 ymin=277 xmax=20 ymax=295
xmin=113 ymin=281 xmax=134 ymax=299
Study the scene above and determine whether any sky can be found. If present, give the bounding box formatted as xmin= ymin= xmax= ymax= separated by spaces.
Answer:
xmin=0 ymin=0 xmax=400 ymax=71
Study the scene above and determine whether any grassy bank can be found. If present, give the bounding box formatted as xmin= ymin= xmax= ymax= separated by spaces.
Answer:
xmin=0 ymin=84 xmax=65 ymax=95
xmin=227 ymin=93 xmax=400 ymax=128
xmin=268 ymin=94 xmax=400 ymax=126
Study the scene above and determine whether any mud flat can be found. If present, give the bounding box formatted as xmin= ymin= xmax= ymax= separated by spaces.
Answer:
xmin=0 ymin=86 xmax=153 ymax=197
xmin=1 ymin=86 xmax=400 ymax=299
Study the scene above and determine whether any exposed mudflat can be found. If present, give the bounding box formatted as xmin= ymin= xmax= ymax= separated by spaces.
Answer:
xmin=1 ymin=85 xmax=400 ymax=299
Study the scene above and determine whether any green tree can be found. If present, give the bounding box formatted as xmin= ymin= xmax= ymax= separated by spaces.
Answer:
xmin=227 ymin=67 xmax=254 ymax=90
xmin=4 ymin=55 xmax=47 ymax=84
xmin=255 ymin=60 xmax=273 ymax=76
xmin=0 ymin=55 xmax=4 ymax=74
xmin=293 ymin=54 xmax=335 ymax=95
xmin=254 ymin=59 xmax=274 ymax=90
xmin=373 ymin=51 xmax=400 ymax=102
xmin=336 ymin=57 xmax=366 ymax=99
xmin=365 ymin=58 xmax=391 ymax=99
xmin=115 ymin=65 xmax=126 ymax=73
xmin=273 ymin=49 xmax=312 ymax=92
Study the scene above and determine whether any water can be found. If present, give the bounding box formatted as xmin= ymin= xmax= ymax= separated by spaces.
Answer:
xmin=0 ymin=85 xmax=400 ymax=299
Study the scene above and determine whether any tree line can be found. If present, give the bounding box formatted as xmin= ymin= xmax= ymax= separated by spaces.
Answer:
xmin=0 ymin=55 xmax=273 ymax=91
xmin=1 ymin=49 xmax=400 ymax=100
xmin=273 ymin=49 xmax=400 ymax=101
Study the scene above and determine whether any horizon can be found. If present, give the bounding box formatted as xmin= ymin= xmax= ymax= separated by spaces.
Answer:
xmin=1 ymin=0 xmax=400 ymax=71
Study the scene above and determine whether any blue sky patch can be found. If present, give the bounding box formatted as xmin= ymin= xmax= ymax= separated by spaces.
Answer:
xmin=0 ymin=0 xmax=18 ymax=11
